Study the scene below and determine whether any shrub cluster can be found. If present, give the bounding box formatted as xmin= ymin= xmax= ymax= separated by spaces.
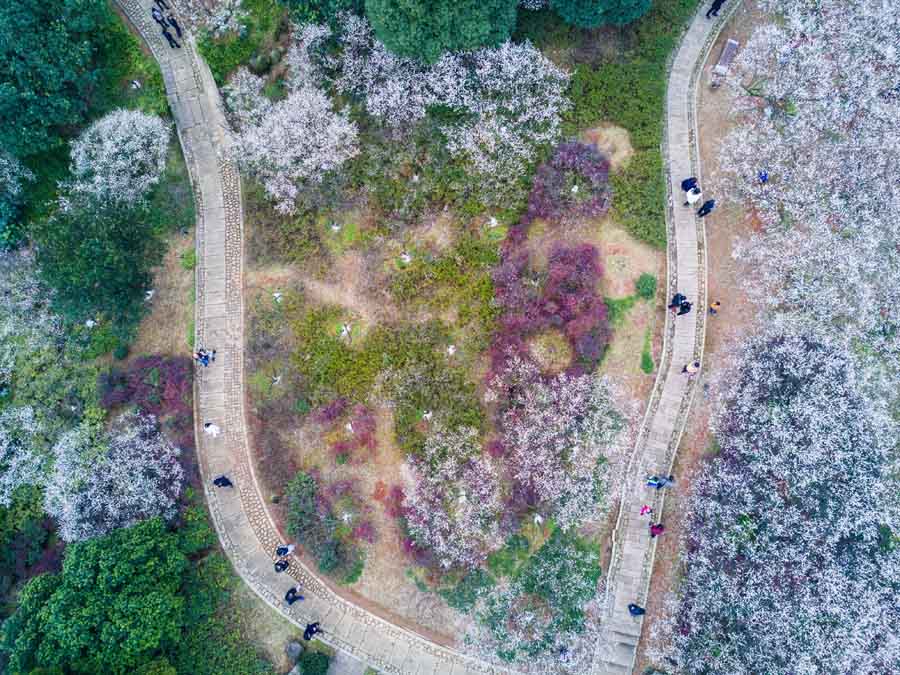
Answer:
xmin=285 ymin=470 xmax=371 ymax=584
xmin=522 ymin=141 xmax=610 ymax=226
xmin=99 ymin=356 xmax=194 ymax=450
xmin=492 ymin=243 xmax=610 ymax=373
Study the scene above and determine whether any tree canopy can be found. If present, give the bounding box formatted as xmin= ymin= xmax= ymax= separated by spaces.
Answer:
xmin=1 ymin=518 xmax=187 ymax=673
xmin=551 ymin=0 xmax=651 ymax=28
xmin=0 ymin=0 xmax=111 ymax=157
xmin=363 ymin=0 xmax=518 ymax=64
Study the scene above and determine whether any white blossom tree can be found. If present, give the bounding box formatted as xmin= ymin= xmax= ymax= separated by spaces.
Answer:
xmin=0 ymin=406 xmax=48 ymax=507
xmin=658 ymin=324 xmax=900 ymax=674
xmin=173 ymin=0 xmax=248 ymax=36
xmin=404 ymin=425 xmax=503 ymax=569
xmin=44 ymin=411 xmax=184 ymax=542
xmin=0 ymin=151 xmax=33 ymax=237
xmin=719 ymin=0 xmax=900 ymax=369
xmin=489 ymin=356 xmax=627 ymax=530
xmin=66 ymin=109 xmax=170 ymax=208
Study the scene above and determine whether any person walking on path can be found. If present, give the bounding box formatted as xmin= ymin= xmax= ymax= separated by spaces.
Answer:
xmin=276 ymin=544 xmax=296 ymax=557
xmin=155 ymin=0 xmax=170 ymax=9
xmin=285 ymin=587 xmax=304 ymax=605
xmin=684 ymin=185 xmax=702 ymax=207
xmin=213 ymin=475 xmax=233 ymax=488
xmin=758 ymin=170 xmax=769 ymax=184
xmin=697 ymin=199 xmax=716 ymax=218
xmin=650 ymin=523 xmax=665 ymax=538
xmin=647 ymin=475 xmax=675 ymax=489
xmin=166 ymin=13 xmax=183 ymax=38
xmin=677 ymin=300 xmax=693 ymax=316
xmin=682 ymin=360 xmax=701 ymax=376
xmin=274 ymin=559 xmax=290 ymax=573
xmin=628 ymin=603 xmax=646 ymax=617
xmin=709 ymin=301 xmax=721 ymax=315
xmin=162 ymin=28 xmax=180 ymax=49
xmin=151 ymin=6 xmax=167 ymax=27
xmin=640 ymin=505 xmax=653 ymax=517
xmin=203 ymin=422 xmax=221 ymax=437
xmin=668 ymin=293 xmax=686 ymax=312
xmin=681 ymin=177 xmax=698 ymax=193
xmin=303 ymin=622 xmax=322 ymax=641
xmin=706 ymin=0 xmax=726 ymax=18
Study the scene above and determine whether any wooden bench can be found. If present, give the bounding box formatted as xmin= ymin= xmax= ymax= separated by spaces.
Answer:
xmin=710 ymin=39 xmax=740 ymax=88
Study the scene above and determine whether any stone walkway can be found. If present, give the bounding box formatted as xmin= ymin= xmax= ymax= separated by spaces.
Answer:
xmin=117 ymin=1 xmax=737 ymax=673
xmin=593 ymin=4 xmax=742 ymax=674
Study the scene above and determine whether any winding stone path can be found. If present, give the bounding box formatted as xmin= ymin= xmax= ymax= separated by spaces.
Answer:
xmin=593 ymin=4 xmax=742 ymax=674
xmin=116 ymin=1 xmax=739 ymax=672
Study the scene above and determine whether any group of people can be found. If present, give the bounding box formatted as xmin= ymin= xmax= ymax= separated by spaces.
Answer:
xmin=681 ymin=176 xmax=716 ymax=218
xmin=150 ymin=0 xmax=183 ymax=49
xmin=627 ymin=476 xmax=677 ymax=617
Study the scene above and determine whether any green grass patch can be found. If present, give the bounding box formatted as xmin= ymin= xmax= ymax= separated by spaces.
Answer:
xmin=605 ymin=295 xmax=638 ymax=326
xmin=640 ymin=328 xmax=654 ymax=374
xmin=180 ymin=248 xmax=197 ymax=271
xmin=198 ymin=0 xmax=288 ymax=84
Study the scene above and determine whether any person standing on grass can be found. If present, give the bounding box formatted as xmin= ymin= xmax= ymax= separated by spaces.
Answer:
xmin=697 ymin=199 xmax=716 ymax=218
xmin=684 ymin=185 xmax=702 ymax=207
xmin=650 ymin=523 xmax=665 ymax=538
xmin=706 ymin=0 xmax=726 ymax=18
xmin=682 ymin=360 xmax=701 ymax=376
xmin=709 ymin=301 xmax=721 ymax=315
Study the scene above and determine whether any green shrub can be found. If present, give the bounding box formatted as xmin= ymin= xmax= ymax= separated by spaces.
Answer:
xmin=635 ymin=272 xmax=657 ymax=300
xmin=113 ymin=343 xmax=130 ymax=360
xmin=180 ymin=248 xmax=197 ymax=271
xmin=439 ymin=568 xmax=495 ymax=611
xmin=486 ymin=534 xmax=530 ymax=578
xmin=604 ymin=295 xmax=637 ymax=326
xmin=640 ymin=349 xmax=654 ymax=374
xmin=551 ymin=0 xmax=651 ymax=29
xmin=611 ymin=150 xmax=666 ymax=248
xmin=296 ymin=651 xmax=330 ymax=675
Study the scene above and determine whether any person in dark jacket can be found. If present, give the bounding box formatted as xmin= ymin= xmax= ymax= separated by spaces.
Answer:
xmin=285 ymin=587 xmax=304 ymax=605
xmin=681 ymin=177 xmax=698 ymax=192
xmin=151 ymin=6 xmax=167 ymax=27
xmin=162 ymin=28 xmax=180 ymax=49
xmin=668 ymin=293 xmax=687 ymax=311
xmin=677 ymin=301 xmax=693 ymax=316
xmin=155 ymin=0 xmax=170 ymax=9
xmin=303 ymin=622 xmax=322 ymax=640
xmin=697 ymin=199 xmax=716 ymax=217
xmin=166 ymin=13 xmax=183 ymax=38
xmin=628 ymin=603 xmax=646 ymax=616
xmin=274 ymin=559 xmax=290 ymax=573
xmin=706 ymin=0 xmax=726 ymax=18
xmin=213 ymin=475 xmax=233 ymax=488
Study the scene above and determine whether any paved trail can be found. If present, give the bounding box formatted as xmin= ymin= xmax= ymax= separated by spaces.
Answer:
xmin=594 ymin=4 xmax=742 ymax=674
xmin=117 ymin=1 xmax=739 ymax=672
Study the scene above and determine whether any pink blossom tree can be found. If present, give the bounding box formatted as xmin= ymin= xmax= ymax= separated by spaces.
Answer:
xmin=658 ymin=325 xmax=900 ymax=673
xmin=404 ymin=425 xmax=503 ymax=569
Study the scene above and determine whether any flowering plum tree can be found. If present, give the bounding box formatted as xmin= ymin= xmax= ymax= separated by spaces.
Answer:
xmin=663 ymin=325 xmax=900 ymax=674
xmin=489 ymin=356 xmax=626 ymax=530
xmin=404 ymin=425 xmax=502 ymax=569
xmin=0 ymin=152 xmax=33 ymax=242
xmin=66 ymin=109 xmax=169 ymax=208
xmin=0 ymin=406 xmax=48 ymax=507
xmin=44 ymin=412 xmax=184 ymax=542
xmin=175 ymin=0 xmax=248 ymax=36
xmin=720 ymin=0 xmax=900 ymax=368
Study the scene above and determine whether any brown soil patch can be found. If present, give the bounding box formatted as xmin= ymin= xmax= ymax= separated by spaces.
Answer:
xmin=128 ymin=230 xmax=194 ymax=358
xmin=582 ymin=123 xmax=635 ymax=172
xmin=528 ymin=329 xmax=574 ymax=375
xmin=634 ymin=3 xmax=767 ymax=673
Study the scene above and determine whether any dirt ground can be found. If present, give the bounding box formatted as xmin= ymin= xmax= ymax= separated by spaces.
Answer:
xmin=633 ymin=2 xmax=766 ymax=672
xmin=128 ymin=229 xmax=195 ymax=359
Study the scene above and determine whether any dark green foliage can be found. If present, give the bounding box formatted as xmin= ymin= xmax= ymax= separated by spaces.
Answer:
xmin=1 ymin=518 xmax=187 ymax=674
xmin=281 ymin=0 xmax=364 ymax=24
xmin=640 ymin=347 xmax=654 ymax=373
xmin=296 ymin=650 xmax=331 ymax=675
xmin=0 ymin=0 xmax=110 ymax=157
xmin=364 ymin=0 xmax=518 ymax=64
xmin=635 ymin=272 xmax=657 ymax=300
xmin=486 ymin=534 xmax=530 ymax=578
xmin=552 ymin=0 xmax=651 ymax=28
xmin=438 ymin=568 xmax=495 ymax=612
xmin=610 ymin=150 xmax=666 ymax=248
xmin=198 ymin=0 xmax=288 ymax=84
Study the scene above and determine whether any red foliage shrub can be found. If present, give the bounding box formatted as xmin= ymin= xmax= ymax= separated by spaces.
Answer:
xmin=352 ymin=521 xmax=377 ymax=544
xmin=373 ymin=481 xmax=407 ymax=519
xmin=313 ymin=397 xmax=348 ymax=424
xmin=524 ymin=141 xmax=611 ymax=226
xmin=98 ymin=356 xmax=194 ymax=448
xmin=486 ymin=439 xmax=507 ymax=458
xmin=324 ymin=404 xmax=378 ymax=464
